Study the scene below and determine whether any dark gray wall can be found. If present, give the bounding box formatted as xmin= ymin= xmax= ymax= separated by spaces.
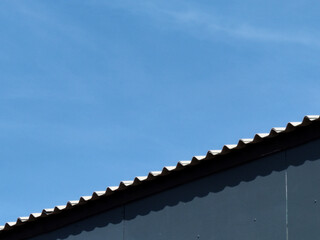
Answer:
xmin=287 ymin=139 xmax=320 ymax=239
xmin=29 ymin=138 xmax=320 ymax=240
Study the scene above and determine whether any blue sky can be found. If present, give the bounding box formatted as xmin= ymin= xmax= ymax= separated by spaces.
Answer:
xmin=1 ymin=0 xmax=320 ymax=224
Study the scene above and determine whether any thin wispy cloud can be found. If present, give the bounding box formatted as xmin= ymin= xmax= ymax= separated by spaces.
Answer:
xmin=106 ymin=1 xmax=320 ymax=48
xmin=165 ymin=9 xmax=320 ymax=48
xmin=5 ymin=1 xmax=98 ymax=50
xmin=167 ymin=9 xmax=320 ymax=47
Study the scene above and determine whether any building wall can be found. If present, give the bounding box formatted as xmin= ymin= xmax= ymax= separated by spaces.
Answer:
xmin=29 ymin=138 xmax=320 ymax=240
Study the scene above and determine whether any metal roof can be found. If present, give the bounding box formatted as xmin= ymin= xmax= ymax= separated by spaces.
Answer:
xmin=1 ymin=115 xmax=320 ymax=233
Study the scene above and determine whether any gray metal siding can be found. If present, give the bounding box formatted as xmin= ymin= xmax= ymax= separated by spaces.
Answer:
xmin=27 ymin=138 xmax=320 ymax=240
xmin=287 ymin=138 xmax=320 ymax=239
xmin=29 ymin=151 xmax=290 ymax=240
xmin=3 ymin=115 xmax=320 ymax=240
xmin=124 ymin=151 xmax=286 ymax=240
xmin=29 ymin=207 xmax=124 ymax=240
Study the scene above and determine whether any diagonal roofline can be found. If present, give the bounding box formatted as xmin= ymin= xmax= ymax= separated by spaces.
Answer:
xmin=1 ymin=115 xmax=320 ymax=239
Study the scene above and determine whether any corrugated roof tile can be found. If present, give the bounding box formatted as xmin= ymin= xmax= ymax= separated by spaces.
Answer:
xmin=1 ymin=115 xmax=319 ymax=232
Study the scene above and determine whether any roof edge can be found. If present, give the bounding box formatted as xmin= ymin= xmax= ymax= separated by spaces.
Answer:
xmin=1 ymin=115 xmax=320 ymax=240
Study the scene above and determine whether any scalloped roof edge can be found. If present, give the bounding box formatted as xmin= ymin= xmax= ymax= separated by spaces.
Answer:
xmin=1 ymin=115 xmax=320 ymax=232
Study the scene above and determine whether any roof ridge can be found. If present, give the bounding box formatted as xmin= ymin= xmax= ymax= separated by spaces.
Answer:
xmin=1 ymin=115 xmax=319 ymax=231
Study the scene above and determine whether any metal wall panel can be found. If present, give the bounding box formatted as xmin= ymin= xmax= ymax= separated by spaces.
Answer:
xmin=287 ymin=138 xmax=320 ymax=240
xmin=2 ymin=116 xmax=320 ymax=239
xmin=28 ymin=206 xmax=124 ymax=240
xmin=124 ymin=152 xmax=286 ymax=240
xmin=26 ymin=148 xmax=300 ymax=240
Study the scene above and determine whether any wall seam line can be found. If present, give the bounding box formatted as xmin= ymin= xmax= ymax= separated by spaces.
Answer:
xmin=123 ymin=205 xmax=126 ymax=240
xmin=285 ymin=150 xmax=289 ymax=240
